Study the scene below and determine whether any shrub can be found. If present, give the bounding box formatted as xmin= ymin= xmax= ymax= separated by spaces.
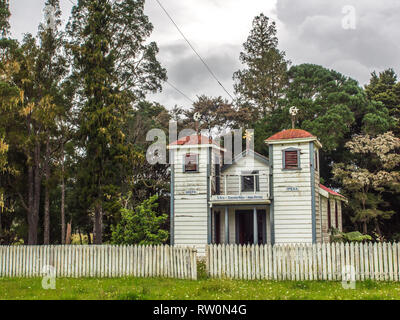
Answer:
xmin=111 ymin=195 xmax=169 ymax=245
xmin=330 ymin=228 xmax=372 ymax=243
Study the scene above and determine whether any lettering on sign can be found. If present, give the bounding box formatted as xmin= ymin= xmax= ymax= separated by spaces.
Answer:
xmin=185 ymin=190 xmax=198 ymax=195
xmin=215 ymin=195 xmax=264 ymax=201
xmin=286 ymin=187 xmax=299 ymax=191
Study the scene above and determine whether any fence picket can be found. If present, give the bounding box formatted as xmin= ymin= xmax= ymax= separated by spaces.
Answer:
xmin=388 ymin=243 xmax=393 ymax=281
xmin=383 ymin=242 xmax=388 ymax=281
xmin=4 ymin=243 xmax=400 ymax=282
xmin=392 ymin=242 xmax=399 ymax=281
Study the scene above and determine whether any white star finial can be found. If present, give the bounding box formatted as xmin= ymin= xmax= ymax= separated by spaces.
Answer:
xmin=289 ymin=106 xmax=299 ymax=129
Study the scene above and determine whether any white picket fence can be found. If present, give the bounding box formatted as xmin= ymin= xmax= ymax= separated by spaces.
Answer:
xmin=206 ymin=243 xmax=400 ymax=281
xmin=0 ymin=245 xmax=197 ymax=280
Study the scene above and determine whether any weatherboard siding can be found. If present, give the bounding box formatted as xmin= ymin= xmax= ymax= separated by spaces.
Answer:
xmin=313 ymin=150 xmax=321 ymax=243
xmin=221 ymin=155 xmax=269 ymax=197
xmin=272 ymin=142 xmax=313 ymax=243
xmin=338 ymin=201 xmax=343 ymax=232
xmin=173 ymin=147 xmax=209 ymax=255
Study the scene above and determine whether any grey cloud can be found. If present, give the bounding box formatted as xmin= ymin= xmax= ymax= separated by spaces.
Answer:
xmin=276 ymin=0 xmax=400 ymax=84
xmin=159 ymin=43 xmax=240 ymax=97
xmin=10 ymin=0 xmax=400 ymax=110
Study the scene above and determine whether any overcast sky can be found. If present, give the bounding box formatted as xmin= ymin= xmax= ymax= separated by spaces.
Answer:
xmin=9 ymin=0 xmax=400 ymax=110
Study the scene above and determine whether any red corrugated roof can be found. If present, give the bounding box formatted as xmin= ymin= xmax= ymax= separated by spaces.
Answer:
xmin=319 ymin=184 xmax=345 ymax=198
xmin=169 ymin=135 xmax=214 ymax=146
xmin=265 ymin=129 xmax=315 ymax=141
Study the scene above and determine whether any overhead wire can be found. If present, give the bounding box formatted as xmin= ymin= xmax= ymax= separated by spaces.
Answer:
xmin=66 ymin=0 xmax=205 ymax=105
xmin=166 ymin=80 xmax=195 ymax=104
xmin=154 ymin=0 xmax=235 ymax=101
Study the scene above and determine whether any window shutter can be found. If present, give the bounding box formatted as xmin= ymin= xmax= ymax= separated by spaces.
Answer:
xmin=285 ymin=150 xmax=299 ymax=169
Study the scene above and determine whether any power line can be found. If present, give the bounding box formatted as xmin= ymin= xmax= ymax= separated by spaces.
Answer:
xmin=65 ymin=0 xmax=193 ymax=105
xmin=166 ymin=80 xmax=195 ymax=104
xmin=154 ymin=0 xmax=235 ymax=101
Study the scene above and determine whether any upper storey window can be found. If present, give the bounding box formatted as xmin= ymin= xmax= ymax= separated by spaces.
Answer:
xmin=241 ymin=170 xmax=260 ymax=192
xmin=184 ymin=153 xmax=198 ymax=172
xmin=283 ymin=148 xmax=300 ymax=170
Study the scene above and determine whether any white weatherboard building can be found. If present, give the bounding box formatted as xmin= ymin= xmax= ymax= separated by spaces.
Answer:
xmin=168 ymin=129 xmax=346 ymax=256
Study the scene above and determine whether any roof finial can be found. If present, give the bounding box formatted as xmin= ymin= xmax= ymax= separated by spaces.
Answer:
xmin=193 ymin=112 xmax=201 ymax=134
xmin=289 ymin=106 xmax=299 ymax=129
xmin=243 ymin=130 xmax=254 ymax=151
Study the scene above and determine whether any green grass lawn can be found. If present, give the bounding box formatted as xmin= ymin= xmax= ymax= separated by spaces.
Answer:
xmin=1 ymin=277 xmax=400 ymax=300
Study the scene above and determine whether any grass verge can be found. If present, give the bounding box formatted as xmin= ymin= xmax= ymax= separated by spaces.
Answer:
xmin=1 ymin=277 xmax=400 ymax=300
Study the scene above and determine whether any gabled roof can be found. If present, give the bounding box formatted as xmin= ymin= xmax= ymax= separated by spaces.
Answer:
xmin=222 ymin=149 xmax=269 ymax=172
xmin=265 ymin=129 xmax=316 ymax=141
xmin=319 ymin=184 xmax=346 ymax=200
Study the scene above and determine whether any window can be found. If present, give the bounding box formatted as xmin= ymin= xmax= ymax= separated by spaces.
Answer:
xmin=215 ymin=163 xmax=221 ymax=195
xmin=327 ymin=200 xmax=331 ymax=229
xmin=184 ymin=153 xmax=198 ymax=172
xmin=335 ymin=200 xmax=338 ymax=228
xmin=241 ymin=171 xmax=260 ymax=192
xmin=283 ymin=149 xmax=300 ymax=169
xmin=315 ymin=151 xmax=319 ymax=171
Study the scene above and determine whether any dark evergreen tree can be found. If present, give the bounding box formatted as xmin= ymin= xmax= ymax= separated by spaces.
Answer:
xmin=67 ymin=0 xmax=166 ymax=243
xmin=233 ymin=14 xmax=289 ymax=117
xmin=0 ymin=0 xmax=10 ymax=37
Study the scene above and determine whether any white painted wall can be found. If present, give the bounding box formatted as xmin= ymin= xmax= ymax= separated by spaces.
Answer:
xmin=320 ymin=195 xmax=344 ymax=242
xmin=271 ymin=142 xmax=314 ymax=243
xmin=221 ymin=153 xmax=269 ymax=197
xmin=172 ymin=146 xmax=210 ymax=255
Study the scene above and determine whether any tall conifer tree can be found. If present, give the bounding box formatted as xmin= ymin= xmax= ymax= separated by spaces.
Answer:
xmin=233 ymin=14 xmax=289 ymax=117
xmin=68 ymin=0 xmax=166 ymax=243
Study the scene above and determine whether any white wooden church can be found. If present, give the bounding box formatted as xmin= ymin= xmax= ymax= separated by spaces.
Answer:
xmin=168 ymin=129 xmax=346 ymax=256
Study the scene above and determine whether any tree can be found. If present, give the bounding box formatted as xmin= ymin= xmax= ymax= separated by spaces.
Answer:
xmin=333 ymin=132 xmax=400 ymax=237
xmin=233 ymin=14 xmax=289 ymax=117
xmin=67 ymin=0 xmax=166 ymax=244
xmin=111 ymin=195 xmax=168 ymax=245
xmin=0 ymin=0 xmax=69 ymax=244
xmin=0 ymin=0 xmax=10 ymax=36
xmin=182 ymin=95 xmax=240 ymax=135
xmin=123 ymin=101 xmax=170 ymax=211
xmin=37 ymin=0 xmax=69 ymax=244
xmin=365 ymin=69 xmax=400 ymax=130
xmin=269 ymin=64 xmax=395 ymax=185
xmin=0 ymin=1 xmax=23 ymax=242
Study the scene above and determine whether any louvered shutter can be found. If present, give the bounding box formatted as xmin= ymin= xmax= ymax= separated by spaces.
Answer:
xmin=284 ymin=150 xmax=299 ymax=169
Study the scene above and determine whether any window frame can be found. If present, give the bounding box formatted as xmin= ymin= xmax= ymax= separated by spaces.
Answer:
xmin=241 ymin=170 xmax=260 ymax=193
xmin=335 ymin=200 xmax=338 ymax=228
xmin=327 ymin=199 xmax=332 ymax=230
xmin=282 ymin=147 xmax=301 ymax=170
xmin=183 ymin=153 xmax=199 ymax=173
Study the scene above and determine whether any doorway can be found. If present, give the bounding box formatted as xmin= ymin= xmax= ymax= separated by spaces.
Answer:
xmin=235 ymin=210 xmax=266 ymax=245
